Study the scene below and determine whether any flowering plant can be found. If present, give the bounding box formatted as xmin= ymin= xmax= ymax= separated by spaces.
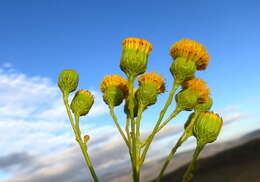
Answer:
xmin=58 ymin=38 xmax=223 ymax=182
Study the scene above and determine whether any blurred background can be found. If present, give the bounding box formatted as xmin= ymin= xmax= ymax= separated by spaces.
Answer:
xmin=0 ymin=0 xmax=259 ymax=181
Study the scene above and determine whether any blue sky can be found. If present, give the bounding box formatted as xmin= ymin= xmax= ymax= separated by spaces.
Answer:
xmin=0 ymin=0 xmax=260 ymax=181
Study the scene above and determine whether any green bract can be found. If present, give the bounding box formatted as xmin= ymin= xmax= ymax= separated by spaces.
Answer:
xmin=193 ymin=112 xmax=223 ymax=144
xmin=70 ymin=90 xmax=94 ymax=116
xmin=103 ymin=86 xmax=124 ymax=107
xmin=136 ymin=83 xmax=158 ymax=108
xmin=58 ymin=69 xmax=79 ymax=95
xmin=170 ymin=57 xmax=196 ymax=84
xmin=194 ymin=96 xmax=213 ymax=112
xmin=120 ymin=48 xmax=149 ymax=78
xmin=175 ymin=89 xmax=199 ymax=111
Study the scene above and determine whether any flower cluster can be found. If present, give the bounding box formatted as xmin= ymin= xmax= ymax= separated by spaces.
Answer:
xmin=58 ymin=37 xmax=223 ymax=182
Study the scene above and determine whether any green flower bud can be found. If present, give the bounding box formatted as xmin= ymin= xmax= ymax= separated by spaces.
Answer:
xmin=170 ymin=57 xmax=196 ymax=84
xmin=193 ymin=112 xmax=223 ymax=144
xmin=103 ymin=86 xmax=124 ymax=107
xmin=70 ymin=90 xmax=94 ymax=117
xmin=58 ymin=69 xmax=79 ymax=95
xmin=194 ymin=97 xmax=213 ymax=112
xmin=175 ymin=89 xmax=199 ymax=111
xmin=100 ymin=75 xmax=128 ymax=107
xmin=120 ymin=38 xmax=152 ymax=78
xmin=136 ymin=83 xmax=157 ymax=108
xmin=170 ymin=39 xmax=210 ymax=70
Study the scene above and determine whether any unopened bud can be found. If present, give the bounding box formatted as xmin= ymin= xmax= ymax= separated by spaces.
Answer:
xmin=136 ymin=83 xmax=157 ymax=108
xmin=175 ymin=89 xmax=199 ymax=111
xmin=170 ymin=39 xmax=210 ymax=71
xmin=84 ymin=135 xmax=90 ymax=143
xmin=70 ymin=90 xmax=94 ymax=116
xmin=194 ymin=97 xmax=213 ymax=112
xmin=120 ymin=38 xmax=152 ymax=78
xmin=100 ymin=75 xmax=128 ymax=107
xmin=136 ymin=71 xmax=165 ymax=108
xmin=193 ymin=112 xmax=223 ymax=144
xmin=170 ymin=57 xmax=196 ymax=84
xmin=58 ymin=69 xmax=79 ymax=95
xmin=103 ymin=87 xmax=124 ymax=107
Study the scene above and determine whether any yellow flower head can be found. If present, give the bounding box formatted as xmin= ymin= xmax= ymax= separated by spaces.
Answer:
xmin=123 ymin=37 xmax=153 ymax=55
xmin=182 ymin=78 xmax=210 ymax=102
xmin=77 ymin=90 xmax=93 ymax=97
xmin=204 ymin=112 xmax=221 ymax=121
xmin=138 ymin=71 xmax=165 ymax=94
xmin=170 ymin=39 xmax=210 ymax=70
xmin=100 ymin=75 xmax=128 ymax=98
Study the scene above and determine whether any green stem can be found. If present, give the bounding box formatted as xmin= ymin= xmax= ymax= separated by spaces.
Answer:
xmin=182 ymin=142 xmax=205 ymax=182
xmin=63 ymin=94 xmax=77 ymax=134
xmin=157 ymin=107 xmax=182 ymax=132
xmin=63 ymin=94 xmax=100 ymax=182
xmin=128 ymin=75 xmax=139 ymax=182
xmin=136 ymin=105 xmax=144 ymax=143
xmin=109 ymin=105 xmax=132 ymax=156
xmin=156 ymin=112 xmax=199 ymax=181
xmin=78 ymin=137 xmax=100 ymax=182
xmin=156 ymin=133 xmax=189 ymax=182
xmin=125 ymin=117 xmax=131 ymax=147
xmin=135 ymin=104 xmax=144 ymax=169
xmin=140 ymin=108 xmax=181 ymax=148
xmin=140 ymin=81 xmax=179 ymax=165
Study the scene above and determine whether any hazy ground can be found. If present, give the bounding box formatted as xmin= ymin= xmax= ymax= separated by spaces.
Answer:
xmin=102 ymin=129 xmax=260 ymax=182
xmin=150 ymin=136 xmax=260 ymax=182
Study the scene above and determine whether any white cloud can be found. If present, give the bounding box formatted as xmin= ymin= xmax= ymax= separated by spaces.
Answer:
xmin=217 ymin=105 xmax=240 ymax=114
xmin=0 ymin=64 xmax=108 ymax=156
xmin=87 ymin=90 xmax=109 ymax=118
xmin=2 ymin=63 xmax=12 ymax=68
xmin=223 ymin=112 xmax=247 ymax=124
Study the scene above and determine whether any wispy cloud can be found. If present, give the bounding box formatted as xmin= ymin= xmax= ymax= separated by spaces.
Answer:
xmin=217 ymin=105 xmax=240 ymax=114
xmin=223 ymin=112 xmax=247 ymax=125
xmin=0 ymin=64 xmax=108 ymax=156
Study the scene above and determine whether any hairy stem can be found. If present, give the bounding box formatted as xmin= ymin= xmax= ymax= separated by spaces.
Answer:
xmin=182 ymin=142 xmax=205 ymax=182
xmin=63 ymin=94 xmax=100 ymax=182
xmin=140 ymin=81 xmax=179 ymax=165
xmin=156 ymin=133 xmax=189 ymax=182
xmin=109 ymin=105 xmax=132 ymax=158
xmin=157 ymin=107 xmax=182 ymax=132
xmin=135 ymin=104 xmax=144 ymax=169
xmin=128 ymin=75 xmax=140 ymax=182
xmin=125 ymin=117 xmax=131 ymax=147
